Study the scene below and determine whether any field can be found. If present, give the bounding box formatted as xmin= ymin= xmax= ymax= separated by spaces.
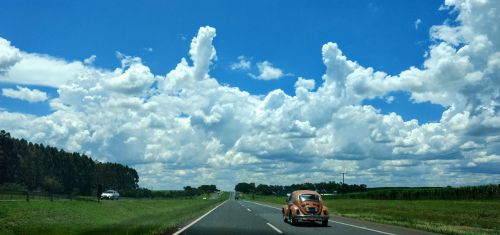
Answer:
xmin=0 ymin=193 xmax=228 ymax=235
xmin=240 ymin=194 xmax=500 ymax=235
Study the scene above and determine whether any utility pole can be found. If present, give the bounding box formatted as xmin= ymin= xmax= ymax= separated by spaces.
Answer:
xmin=340 ymin=172 xmax=346 ymax=185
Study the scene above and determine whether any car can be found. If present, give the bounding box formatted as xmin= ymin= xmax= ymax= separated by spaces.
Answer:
xmin=282 ymin=190 xmax=329 ymax=226
xmin=100 ymin=190 xmax=120 ymax=200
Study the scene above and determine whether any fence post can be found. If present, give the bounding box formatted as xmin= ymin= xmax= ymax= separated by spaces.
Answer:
xmin=26 ymin=191 xmax=29 ymax=202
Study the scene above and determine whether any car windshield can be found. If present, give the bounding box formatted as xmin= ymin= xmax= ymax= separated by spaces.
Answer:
xmin=104 ymin=190 xmax=114 ymax=193
xmin=299 ymin=194 xmax=320 ymax=202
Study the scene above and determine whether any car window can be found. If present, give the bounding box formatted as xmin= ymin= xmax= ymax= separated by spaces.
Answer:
xmin=299 ymin=194 xmax=320 ymax=202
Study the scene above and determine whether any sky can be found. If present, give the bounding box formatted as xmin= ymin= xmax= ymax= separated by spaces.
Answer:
xmin=0 ymin=0 xmax=499 ymax=190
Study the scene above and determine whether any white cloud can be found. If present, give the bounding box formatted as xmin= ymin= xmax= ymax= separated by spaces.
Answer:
xmin=0 ymin=1 xmax=499 ymax=190
xmin=250 ymin=61 xmax=285 ymax=80
xmin=230 ymin=56 xmax=251 ymax=71
xmin=385 ymin=95 xmax=394 ymax=104
xmin=415 ymin=18 xmax=422 ymax=29
xmin=83 ymin=55 xmax=96 ymax=65
xmin=0 ymin=38 xmax=21 ymax=73
xmin=2 ymin=86 xmax=48 ymax=103
xmin=295 ymin=77 xmax=315 ymax=91
xmin=0 ymin=52 xmax=89 ymax=87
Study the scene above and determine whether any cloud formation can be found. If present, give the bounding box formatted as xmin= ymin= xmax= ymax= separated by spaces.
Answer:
xmin=250 ymin=61 xmax=285 ymax=80
xmin=2 ymin=86 xmax=48 ymax=103
xmin=0 ymin=0 xmax=499 ymax=189
xmin=231 ymin=56 xmax=251 ymax=71
xmin=415 ymin=18 xmax=422 ymax=29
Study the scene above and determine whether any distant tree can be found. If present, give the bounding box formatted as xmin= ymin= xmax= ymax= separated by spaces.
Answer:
xmin=42 ymin=176 xmax=63 ymax=194
xmin=256 ymin=184 xmax=273 ymax=195
xmin=184 ymin=186 xmax=197 ymax=198
xmin=198 ymin=184 xmax=217 ymax=194
xmin=235 ymin=182 xmax=255 ymax=193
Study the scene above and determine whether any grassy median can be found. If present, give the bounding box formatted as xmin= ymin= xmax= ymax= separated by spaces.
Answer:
xmin=0 ymin=193 xmax=228 ymax=235
xmin=240 ymin=194 xmax=500 ymax=235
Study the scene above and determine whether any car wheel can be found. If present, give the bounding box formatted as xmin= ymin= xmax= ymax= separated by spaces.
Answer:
xmin=289 ymin=214 xmax=296 ymax=226
xmin=322 ymin=220 xmax=328 ymax=227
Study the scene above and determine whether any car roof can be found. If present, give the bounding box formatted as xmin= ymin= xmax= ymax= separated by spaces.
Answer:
xmin=292 ymin=190 xmax=320 ymax=195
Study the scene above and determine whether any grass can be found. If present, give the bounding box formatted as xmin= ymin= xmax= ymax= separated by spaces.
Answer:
xmin=239 ymin=194 xmax=500 ymax=235
xmin=0 ymin=193 xmax=228 ymax=235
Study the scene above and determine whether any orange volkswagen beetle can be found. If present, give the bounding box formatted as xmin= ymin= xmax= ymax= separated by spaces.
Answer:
xmin=282 ymin=190 xmax=329 ymax=226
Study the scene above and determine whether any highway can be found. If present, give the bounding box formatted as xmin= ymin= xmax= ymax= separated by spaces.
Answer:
xmin=173 ymin=192 xmax=438 ymax=235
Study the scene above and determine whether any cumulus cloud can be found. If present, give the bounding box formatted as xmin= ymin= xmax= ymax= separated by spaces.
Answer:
xmin=83 ymin=55 xmax=96 ymax=65
xmin=250 ymin=61 xmax=285 ymax=80
xmin=230 ymin=56 xmax=251 ymax=71
xmin=0 ymin=38 xmax=22 ymax=73
xmin=415 ymin=18 xmax=422 ymax=29
xmin=2 ymin=86 xmax=48 ymax=103
xmin=0 ymin=52 xmax=88 ymax=87
xmin=0 ymin=1 xmax=499 ymax=189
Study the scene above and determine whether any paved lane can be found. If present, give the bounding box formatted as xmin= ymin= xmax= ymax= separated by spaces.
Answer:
xmin=174 ymin=193 xmax=438 ymax=235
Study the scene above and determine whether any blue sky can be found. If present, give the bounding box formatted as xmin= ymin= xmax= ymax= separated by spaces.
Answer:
xmin=1 ymin=0 xmax=498 ymax=189
xmin=0 ymin=0 xmax=448 ymax=123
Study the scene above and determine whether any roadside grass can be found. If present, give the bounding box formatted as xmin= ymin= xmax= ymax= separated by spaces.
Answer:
xmin=239 ymin=194 xmax=500 ymax=235
xmin=0 ymin=193 xmax=228 ymax=235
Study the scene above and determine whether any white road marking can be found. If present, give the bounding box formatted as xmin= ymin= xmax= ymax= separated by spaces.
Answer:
xmin=245 ymin=201 xmax=281 ymax=210
xmin=247 ymin=208 xmax=252 ymax=212
xmin=266 ymin=222 xmax=283 ymax=234
xmin=173 ymin=200 xmax=228 ymax=235
xmin=329 ymin=220 xmax=396 ymax=235
xmin=244 ymin=200 xmax=396 ymax=235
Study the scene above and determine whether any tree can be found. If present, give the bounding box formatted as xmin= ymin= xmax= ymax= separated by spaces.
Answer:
xmin=198 ymin=184 xmax=217 ymax=194
xmin=42 ymin=176 xmax=62 ymax=194
xmin=235 ymin=182 xmax=255 ymax=193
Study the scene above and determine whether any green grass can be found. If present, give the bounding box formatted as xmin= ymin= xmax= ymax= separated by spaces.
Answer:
xmin=0 ymin=193 xmax=228 ymax=235
xmin=240 ymin=194 xmax=500 ymax=235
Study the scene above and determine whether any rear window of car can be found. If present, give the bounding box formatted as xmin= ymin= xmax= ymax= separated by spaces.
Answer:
xmin=299 ymin=194 xmax=320 ymax=201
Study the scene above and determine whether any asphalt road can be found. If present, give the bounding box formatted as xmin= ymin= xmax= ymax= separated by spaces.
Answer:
xmin=174 ymin=192 xmax=438 ymax=235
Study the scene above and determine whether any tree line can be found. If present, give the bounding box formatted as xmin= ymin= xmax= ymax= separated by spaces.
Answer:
xmin=331 ymin=185 xmax=500 ymax=200
xmin=0 ymin=130 xmax=138 ymax=196
xmin=235 ymin=181 xmax=367 ymax=196
xmin=121 ymin=185 xmax=218 ymax=198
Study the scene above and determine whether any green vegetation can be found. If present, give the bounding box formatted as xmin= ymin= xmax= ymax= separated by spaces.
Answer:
xmin=0 ymin=130 xmax=220 ymax=199
xmin=0 ymin=192 xmax=228 ymax=235
xmin=240 ymin=194 xmax=500 ymax=235
xmin=235 ymin=181 xmax=367 ymax=195
xmin=0 ymin=130 xmax=139 ymax=196
xmin=331 ymin=184 xmax=500 ymax=200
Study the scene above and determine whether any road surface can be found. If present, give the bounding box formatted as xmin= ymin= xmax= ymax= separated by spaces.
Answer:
xmin=174 ymin=192 xmax=438 ymax=235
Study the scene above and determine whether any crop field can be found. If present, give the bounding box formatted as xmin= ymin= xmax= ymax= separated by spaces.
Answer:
xmin=240 ymin=194 xmax=500 ymax=235
xmin=0 ymin=193 xmax=228 ymax=235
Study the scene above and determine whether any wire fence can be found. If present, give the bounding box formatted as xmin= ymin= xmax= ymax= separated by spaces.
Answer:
xmin=0 ymin=190 xmax=97 ymax=202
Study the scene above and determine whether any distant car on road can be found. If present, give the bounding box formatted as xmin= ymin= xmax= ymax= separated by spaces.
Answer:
xmin=282 ymin=190 xmax=329 ymax=226
xmin=100 ymin=190 xmax=120 ymax=200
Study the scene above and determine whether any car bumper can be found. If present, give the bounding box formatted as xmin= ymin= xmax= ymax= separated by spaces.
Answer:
xmin=293 ymin=214 xmax=329 ymax=222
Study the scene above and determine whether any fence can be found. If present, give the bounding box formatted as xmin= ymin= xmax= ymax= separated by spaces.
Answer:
xmin=0 ymin=190 xmax=96 ymax=202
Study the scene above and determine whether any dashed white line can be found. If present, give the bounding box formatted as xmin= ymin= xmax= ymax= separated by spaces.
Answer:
xmin=266 ymin=222 xmax=283 ymax=234
xmin=244 ymin=200 xmax=396 ymax=235
xmin=247 ymin=208 xmax=252 ymax=212
xmin=173 ymin=200 xmax=228 ymax=235
xmin=245 ymin=201 xmax=281 ymax=210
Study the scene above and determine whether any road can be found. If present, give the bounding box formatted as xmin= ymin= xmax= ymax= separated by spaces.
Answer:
xmin=173 ymin=192 xmax=438 ymax=235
